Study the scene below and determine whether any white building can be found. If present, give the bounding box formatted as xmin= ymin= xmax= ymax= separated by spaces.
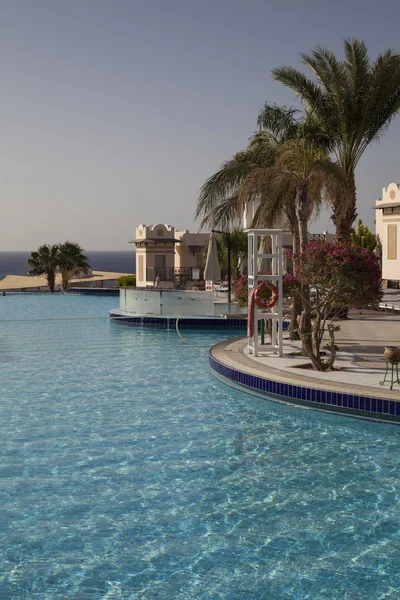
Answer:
xmin=375 ymin=182 xmax=400 ymax=284
xmin=130 ymin=224 xmax=209 ymax=287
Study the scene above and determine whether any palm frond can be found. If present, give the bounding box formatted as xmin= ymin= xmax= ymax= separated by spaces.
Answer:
xmin=256 ymin=103 xmax=299 ymax=141
xmin=272 ymin=66 xmax=327 ymax=115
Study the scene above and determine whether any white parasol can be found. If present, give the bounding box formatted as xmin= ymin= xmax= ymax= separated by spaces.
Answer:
xmin=204 ymin=232 xmax=221 ymax=282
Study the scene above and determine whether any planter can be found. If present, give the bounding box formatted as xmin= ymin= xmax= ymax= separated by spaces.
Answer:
xmin=384 ymin=346 xmax=400 ymax=362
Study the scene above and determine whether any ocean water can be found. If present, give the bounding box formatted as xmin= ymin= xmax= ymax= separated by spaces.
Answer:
xmin=0 ymin=251 xmax=135 ymax=281
xmin=0 ymin=294 xmax=400 ymax=599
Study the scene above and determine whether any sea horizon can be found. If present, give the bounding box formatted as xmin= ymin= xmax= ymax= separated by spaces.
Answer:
xmin=0 ymin=250 xmax=136 ymax=281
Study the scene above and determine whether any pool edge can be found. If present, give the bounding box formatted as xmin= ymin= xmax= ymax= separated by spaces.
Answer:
xmin=209 ymin=341 xmax=400 ymax=425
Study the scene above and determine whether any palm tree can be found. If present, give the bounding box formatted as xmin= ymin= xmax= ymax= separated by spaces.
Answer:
xmin=27 ymin=244 xmax=59 ymax=293
xmin=265 ymin=137 xmax=347 ymax=252
xmin=263 ymin=137 xmax=347 ymax=356
xmin=272 ymin=38 xmax=400 ymax=243
xmin=219 ymin=229 xmax=248 ymax=279
xmin=199 ymin=228 xmax=248 ymax=279
xmin=57 ymin=242 xmax=91 ymax=290
xmin=195 ymin=105 xmax=302 ymax=257
xmin=196 ymin=104 xmax=331 ymax=340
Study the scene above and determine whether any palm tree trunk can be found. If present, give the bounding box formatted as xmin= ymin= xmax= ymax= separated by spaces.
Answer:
xmin=298 ymin=219 xmax=309 ymax=253
xmin=47 ymin=272 xmax=56 ymax=293
xmin=61 ymin=270 xmax=70 ymax=291
xmin=295 ymin=184 xmax=312 ymax=353
xmin=290 ymin=231 xmax=301 ymax=341
xmin=292 ymin=231 xmax=300 ymax=277
xmin=333 ymin=172 xmax=357 ymax=245
xmin=295 ymin=185 xmax=309 ymax=252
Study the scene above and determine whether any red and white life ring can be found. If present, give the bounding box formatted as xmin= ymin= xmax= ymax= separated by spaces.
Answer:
xmin=254 ymin=282 xmax=278 ymax=310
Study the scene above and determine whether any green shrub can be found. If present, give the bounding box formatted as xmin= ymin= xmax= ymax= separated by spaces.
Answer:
xmin=116 ymin=275 xmax=136 ymax=287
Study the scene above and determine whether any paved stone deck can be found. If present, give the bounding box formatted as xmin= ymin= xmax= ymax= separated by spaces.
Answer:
xmin=211 ymin=310 xmax=400 ymax=401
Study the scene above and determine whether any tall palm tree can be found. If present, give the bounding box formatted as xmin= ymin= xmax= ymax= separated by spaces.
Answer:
xmin=272 ymin=38 xmax=400 ymax=243
xmin=57 ymin=242 xmax=91 ymax=290
xmin=27 ymin=244 xmax=59 ymax=293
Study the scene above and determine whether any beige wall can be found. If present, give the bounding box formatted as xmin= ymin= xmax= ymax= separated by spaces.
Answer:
xmin=175 ymin=231 xmax=209 ymax=269
xmin=133 ymin=225 xmax=209 ymax=285
xmin=375 ymin=183 xmax=400 ymax=281
xmin=134 ymin=223 xmax=176 ymax=286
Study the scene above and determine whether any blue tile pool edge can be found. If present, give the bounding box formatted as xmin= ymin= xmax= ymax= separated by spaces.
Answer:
xmin=109 ymin=310 xmax=248 ymax=330
xmin=109 ymin=310 xmax=291 ymax=331
xmin=209 ymin=348 xmax=400 ymax=425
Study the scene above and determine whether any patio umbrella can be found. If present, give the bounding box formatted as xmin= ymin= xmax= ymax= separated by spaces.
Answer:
xmin=204 ymin=233 xmax=221 ymax=282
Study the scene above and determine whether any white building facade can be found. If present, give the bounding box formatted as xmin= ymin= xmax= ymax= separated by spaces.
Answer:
xmin=130 ymin=224 xmax=209 ymax=288
xmin=375 ymin=182 xmax=400 ymax=284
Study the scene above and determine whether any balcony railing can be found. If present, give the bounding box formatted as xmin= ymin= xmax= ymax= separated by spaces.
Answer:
xmin=146 ymin=267 xmax=204 ymax=283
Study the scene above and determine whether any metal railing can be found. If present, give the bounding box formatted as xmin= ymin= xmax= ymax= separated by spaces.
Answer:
xmin=145 ymin=267 xmax=204 ymax=282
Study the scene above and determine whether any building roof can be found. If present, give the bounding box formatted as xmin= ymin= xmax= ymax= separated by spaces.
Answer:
xmin=187 ymin=244 xmax=206 ymax=251
xmin=129 ymin=238 xmax=181 ymax=244
xmin=374 ymin=202 xmax=400 ymax=209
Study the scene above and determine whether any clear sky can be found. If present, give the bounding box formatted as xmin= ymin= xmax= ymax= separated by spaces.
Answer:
xmin=2 ymin=0 xmax=400 ymax=250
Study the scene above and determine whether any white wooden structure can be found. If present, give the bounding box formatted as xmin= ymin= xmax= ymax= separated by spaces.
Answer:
xmin=247 ymin=229 xmax=283 ymax=357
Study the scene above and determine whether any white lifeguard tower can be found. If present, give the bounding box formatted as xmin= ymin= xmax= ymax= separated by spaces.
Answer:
xmin=247 ymin=229 xmax=284 ymax=357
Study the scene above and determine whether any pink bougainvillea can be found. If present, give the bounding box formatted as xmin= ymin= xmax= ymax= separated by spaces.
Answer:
xmin=296 ymin=242 xmax=381 ymax=309
xmin=294 ymin=242 xmax=382 ymax=371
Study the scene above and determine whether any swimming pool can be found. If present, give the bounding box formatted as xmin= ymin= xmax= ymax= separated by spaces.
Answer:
xmin=1 ymin=294 xmax=399 ymax=599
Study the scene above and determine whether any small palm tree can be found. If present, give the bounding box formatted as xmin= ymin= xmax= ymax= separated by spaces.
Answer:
xmin=272 ymin=38 xmax=400 ymax=243
xmin=199 ymin=228 xmax=248 ymax=279
xmin=58 ymin=242 xmax=91 ymax=290
xmin=27 ymin=244 xmax=59 ymax=293
xmin=219 ymin=229 xmax=248 ymax=279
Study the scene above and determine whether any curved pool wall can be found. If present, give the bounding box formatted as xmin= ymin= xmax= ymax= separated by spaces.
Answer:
xmin=67 ymin=287 xmax=119 ymax=296
xmin=120 ymin=288 xmax=216 ymax=316
xmin=109 ymin=308 xmax=248 ymax=330
xmin=209 ymin=342 xmax=400 ymax=425
xmin=111 ymin=288 xmax=249 ymax=329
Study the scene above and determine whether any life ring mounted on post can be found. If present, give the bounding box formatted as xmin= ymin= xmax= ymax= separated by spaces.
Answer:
xmin=254 ymin=281 xmax=278 ymax=310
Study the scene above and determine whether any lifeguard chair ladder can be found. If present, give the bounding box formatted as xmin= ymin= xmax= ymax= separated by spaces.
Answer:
xmin=247 ymin=229 xmax=283 ymax=357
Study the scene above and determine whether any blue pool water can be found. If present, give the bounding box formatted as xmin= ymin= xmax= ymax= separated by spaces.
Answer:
xmin=1 ymin=295 xmax=400 ymax=599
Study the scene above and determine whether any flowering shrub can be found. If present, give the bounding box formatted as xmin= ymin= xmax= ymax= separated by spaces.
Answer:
xmin=294 ymin=242 xmax=382 ymax=371
xmin=233 ymin=275 xmax=249 ymax=306
xmin=282 ymin=273 xmax=299 ymax=297
xmin=297 ymin=242 xmax=381 ymax=308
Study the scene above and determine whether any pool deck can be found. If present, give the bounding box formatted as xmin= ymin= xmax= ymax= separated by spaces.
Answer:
xmin=210 ymin=309 xmax=400 ymax=423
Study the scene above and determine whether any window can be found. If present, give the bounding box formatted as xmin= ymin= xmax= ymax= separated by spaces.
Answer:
xmin=155 ymin=255 xmax=166 ymax=268
xmin=138 ymin=255 xmax=144 ymax=281
xmin=388 ymin=224 xmax=397 ymax=260
xmin=383 ymin=206 xmax=400 ymax=214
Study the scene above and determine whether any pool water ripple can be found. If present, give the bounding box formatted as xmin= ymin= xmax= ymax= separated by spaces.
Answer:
xmin=0 ymin=295 xmax=400 ymax=599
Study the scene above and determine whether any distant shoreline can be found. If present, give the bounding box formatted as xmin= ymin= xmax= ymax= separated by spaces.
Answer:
xmin=0 ymin=250 xmax=136 ymax=281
